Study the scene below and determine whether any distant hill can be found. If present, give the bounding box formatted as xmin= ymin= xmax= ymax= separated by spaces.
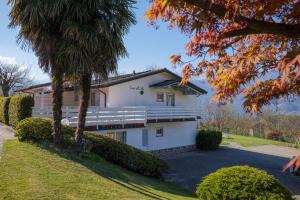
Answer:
xmin=193 ymin=79 xmax=300 ymax=115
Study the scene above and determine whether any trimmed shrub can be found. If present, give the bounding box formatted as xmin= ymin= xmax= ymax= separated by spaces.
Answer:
xmin=196 ymin=166 xmax=292 ymax=200
xmin=9 ymin=94 xmax=34 ymax=127
xmin=84 ymin=131 xmax=169 ymax=178
xmin=15 ymin=118 xmax=169 ymax=178
xmin=15 ymin=118 xmax=52 ymax=142
xmin=196 ymin=130 xmax=222 ymax=150
xmin=0 ymin=97 xmax=10 ymax=125
xmin=265 ymin=131 xmax=284 ymax=141
xmin=15 ymin=117 xmax=75 ymax=144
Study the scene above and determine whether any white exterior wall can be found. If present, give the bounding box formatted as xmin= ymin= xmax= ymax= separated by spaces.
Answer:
xmin=143 ymin=121 xmax=197 ymax=151
xmin=34 ymin=92 xmax=52 ymax=108
xmin=95 ymin=121 xmax=197 ymax=151
xmin=32 ymin=72 xmax=199 ymax=109
xmin=63 ymin=91 xmax=79 ymax=107
xmin=31 ymin=71 xmax=202 ymax=151
xmin=33 ymin=89 xmax=107 ymax=108
xmin=107 ymin=72 xmax=198 ymax=108
xmin=93 ymin=88 xmax=108 ymax=108
xmin=34 ymin=91 xmax=78 ymax=108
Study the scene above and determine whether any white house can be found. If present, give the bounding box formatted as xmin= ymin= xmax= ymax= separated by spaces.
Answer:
xmin=18 ymin=68 xmax=207 ymax=152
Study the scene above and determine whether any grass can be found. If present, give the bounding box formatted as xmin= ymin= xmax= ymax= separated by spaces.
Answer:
xmin=221 ymin=134 xmax=296 ymax=148
xmin=0 ymin=140 xmax=196 ymax=200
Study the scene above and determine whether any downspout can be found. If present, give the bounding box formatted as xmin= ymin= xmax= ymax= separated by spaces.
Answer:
xmin=96 ymin=88 xmax=107 ymax=108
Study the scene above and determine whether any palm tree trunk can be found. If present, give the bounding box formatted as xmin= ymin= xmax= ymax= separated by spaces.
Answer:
xmin=75 ymin=72 xmax=92 ymax=148
xmin=51 ymin=68 xmax=64 ymax=146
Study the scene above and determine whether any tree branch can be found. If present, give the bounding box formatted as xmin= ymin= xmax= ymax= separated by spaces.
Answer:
xmin=0 ymin=61 xmax=31 ymax=96
xmin=183 ymin=0 xmax=300 ymax=38
xmin=221 ymin=28 xmax=260 ymax=38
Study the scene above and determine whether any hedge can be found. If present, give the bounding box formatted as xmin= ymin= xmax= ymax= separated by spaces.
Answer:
xmin=9 ymin=94 xmax=34 ymax=127
xmin=15 ymin=117 xmax=74 ymax=143
xmin=196 ymin=166 xmax=292 ymax=200
xmin=196 ymin=130 xmax=222 ymax=150
xmin=0 ymin=97 xmax=10 ymax=125
xmin=84 ymin=132 xmax=169 ymax=178
xmin=15 ymin=117 xmax=169 ymax=179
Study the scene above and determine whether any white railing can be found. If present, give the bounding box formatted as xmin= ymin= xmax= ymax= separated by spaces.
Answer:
xmin=146 ymin=107 xmax=197 ymax=120
xmin=32 ymin=106 xmax=197 ymax=128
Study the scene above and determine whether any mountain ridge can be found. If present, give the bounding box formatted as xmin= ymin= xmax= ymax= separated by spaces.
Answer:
xmin=193 ymin=80 xmax=300 ymax=115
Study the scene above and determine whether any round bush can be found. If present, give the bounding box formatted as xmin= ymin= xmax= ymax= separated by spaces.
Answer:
xmin=15 ymin=117 xmax=74 ymax=143
xmin=196 ymin=130 xmax=222 ymax=150
xmin=196 ymin=166 xmax=292 ymax=200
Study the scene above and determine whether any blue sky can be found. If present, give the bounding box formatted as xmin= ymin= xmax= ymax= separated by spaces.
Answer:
xmin=0 ymin=1 xmax=191 ymax=82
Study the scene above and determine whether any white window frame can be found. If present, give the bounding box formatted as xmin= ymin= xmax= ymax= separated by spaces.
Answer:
xmin=156 ymin=127 xmax=164 ymax=137
xmin=166 ymin=92 xmax=175 ymax=107
xmin=106 ymin=132 xmax=115 ymax=140
xmin=106 ymin=131 xmax=127 ymax=144
xmin=115 ymin=131 xmax=127 ymax=144
xmin=156 ymin=92 xmax=164 ymax=102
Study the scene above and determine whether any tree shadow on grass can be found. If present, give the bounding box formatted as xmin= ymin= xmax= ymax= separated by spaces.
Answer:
xmin=39 ymin=144 xmax=196 ymax=200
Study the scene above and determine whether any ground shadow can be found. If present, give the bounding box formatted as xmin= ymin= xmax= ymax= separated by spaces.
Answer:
xmin=38 ymin=144 xmax=196 ymax=200
xmin=163 ymin=146 xmax=300 ymax=196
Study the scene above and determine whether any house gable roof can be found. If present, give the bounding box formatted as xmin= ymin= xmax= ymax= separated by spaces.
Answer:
xmin=149 ymin=79 xmax=206 ymax=95
xmin=17 ymin=68 xmax=207 ymax=95
xmin=91 ymin=68 xmax=168 ymax=88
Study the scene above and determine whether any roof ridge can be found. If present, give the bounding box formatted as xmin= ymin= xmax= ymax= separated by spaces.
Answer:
xmin=16 ymin=67 xmax=207 ymax=95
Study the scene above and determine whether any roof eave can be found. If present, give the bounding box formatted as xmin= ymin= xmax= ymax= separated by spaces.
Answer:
xmin=16 ymin=68 xmax=208 ymax=95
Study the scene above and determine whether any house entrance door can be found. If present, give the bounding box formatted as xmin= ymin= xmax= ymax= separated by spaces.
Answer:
xmin=166 ymin=93 xmax=175 ymax=106
xmin=142 ymin=129 xmax=148 ymax=150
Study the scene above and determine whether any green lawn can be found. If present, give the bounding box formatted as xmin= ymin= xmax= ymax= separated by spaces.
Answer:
xmin=222 ymin=134 xmax=296 ymax=148
xmin=0 ymin=140 xmax=196 ymax=200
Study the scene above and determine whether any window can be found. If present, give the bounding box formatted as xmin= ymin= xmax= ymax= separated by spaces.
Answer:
xmin=106 ymin=131 xmax=127 ymax=144
xmin=166 ymin=93 xmax=175 ymax=106
xmin=156 ymin=92 xmax=164 ymax=102
xmin=106 ymin=132 xmax=115 ymax=140
xmin=116 ymin=131 xmax=127 ymax=143
xmin=156 ymin=127 xmax=164 ymax=137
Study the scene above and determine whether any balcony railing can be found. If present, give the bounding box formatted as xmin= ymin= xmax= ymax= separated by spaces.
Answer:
xmin=146 ymin=107 xmax=197 ymax=121
xmin=32 ymin=106 xmax=197 ymax=128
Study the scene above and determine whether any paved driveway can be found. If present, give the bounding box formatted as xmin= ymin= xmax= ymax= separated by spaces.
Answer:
xmin=163 ymin=146 xmax=300 ymax=196
xmin=0 ymin=123 xmax=15 ymax=158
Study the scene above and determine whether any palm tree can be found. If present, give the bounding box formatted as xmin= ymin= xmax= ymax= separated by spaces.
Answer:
xmin=8 ymin=0 xmax=135 ymax=147
xmin=61 ymin=0 xmax=136 ymax=147
xmin=8 ymin=0 xmax=71 ymax=145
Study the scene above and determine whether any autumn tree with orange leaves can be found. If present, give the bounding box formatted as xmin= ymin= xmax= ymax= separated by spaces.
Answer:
xmin=146 ymin=0 xmax=300 ymax=113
